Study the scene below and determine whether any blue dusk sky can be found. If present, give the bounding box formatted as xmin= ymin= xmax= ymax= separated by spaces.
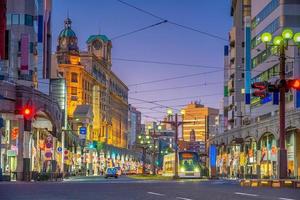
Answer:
xmin=52 ymin=0 xmax=232 ymax=121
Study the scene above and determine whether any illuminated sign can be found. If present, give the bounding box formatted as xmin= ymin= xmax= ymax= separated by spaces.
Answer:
xmin=209 ymin=145 xmax=217 ymax=167
xmin=181 ymin=153 xmax=193 ymax=159
xmin=260 ymin=94 xmax=272 ymax=104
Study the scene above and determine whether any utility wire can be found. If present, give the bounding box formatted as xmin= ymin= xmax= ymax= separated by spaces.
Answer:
xmin=111 ymin=20 xmax=168 ymax=40
xmin=129 ymin=81 xmax=222 ymax=94
xmin=128 ymin=69 xmax=222 ymax=87
xmin=116 ymin=0 xmax=228 ymax=42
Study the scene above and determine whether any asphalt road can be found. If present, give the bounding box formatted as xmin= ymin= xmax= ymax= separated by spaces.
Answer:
xmin=0 ymin=176 xmax=299 ymax=200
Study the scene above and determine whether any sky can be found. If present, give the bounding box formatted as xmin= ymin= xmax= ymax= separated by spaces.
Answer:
xmin=52 ymin=0 xmax=232 ymax=122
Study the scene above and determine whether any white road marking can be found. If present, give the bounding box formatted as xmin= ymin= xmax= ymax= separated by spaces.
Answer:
xmin=279 ymin=198 xmax=295 ymax=200
xmin=234 ymin=192 xmax=258 ymax=197
xmin=176 ymin=197 xmax=193 ymax=200
xmin=147 ymin=192 xmax=165 ymax=196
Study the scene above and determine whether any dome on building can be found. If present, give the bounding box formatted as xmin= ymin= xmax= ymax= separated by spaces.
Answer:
xmin=59 ymin=18 xmax=76 ymax=38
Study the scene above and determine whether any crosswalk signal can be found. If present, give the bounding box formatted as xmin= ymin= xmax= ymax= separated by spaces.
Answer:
xmin=251 ymin=81 xmax=268 ymax=98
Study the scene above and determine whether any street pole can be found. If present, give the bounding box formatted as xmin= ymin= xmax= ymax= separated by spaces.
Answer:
xmin=279 ymin=44 xmax=287 ymax=179
xmin=174 ymin=113 xmax=179 ymax=179
xmin=61 ymin=130 xmax=65 ymax=179
xmin=0 ymin=128 xmax=2 ymax=178
xmin=142 ymin=147 xmax=146 ymax=175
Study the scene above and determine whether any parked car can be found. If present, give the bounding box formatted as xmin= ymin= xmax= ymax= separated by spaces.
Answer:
xmin=104 ymin=167 xmax=118 ymax=179
xmin=114 ymin=167 xmax=122 ymax=176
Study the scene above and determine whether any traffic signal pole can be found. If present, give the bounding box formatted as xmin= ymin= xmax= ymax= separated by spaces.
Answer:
xmin=174 ymin=113 xmax=179 ymax=179
xmin=279 ymin=45 xmax=287 ymax=179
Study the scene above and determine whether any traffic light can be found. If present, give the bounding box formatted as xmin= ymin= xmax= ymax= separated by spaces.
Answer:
xmin=251 ymin=81 xmax=269 ymax=98
xmin=22 ymin=105 xmax=34 ymax=120
xmin=287 ymin=79 xmax=300 ymax=90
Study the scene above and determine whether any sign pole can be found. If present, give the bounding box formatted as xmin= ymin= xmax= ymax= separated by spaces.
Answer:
xmin=61 ymin=130 xmax=65 ymax=179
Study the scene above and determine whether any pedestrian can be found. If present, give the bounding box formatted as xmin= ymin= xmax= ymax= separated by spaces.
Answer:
xmin=288 ymin=169 xmax=291 ymax=178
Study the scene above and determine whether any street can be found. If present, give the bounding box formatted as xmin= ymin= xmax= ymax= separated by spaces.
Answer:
xmin=0 ymin=176 xmax=299 ymax=200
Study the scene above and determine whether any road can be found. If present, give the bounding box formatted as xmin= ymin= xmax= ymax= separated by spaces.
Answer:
xmin=0 ymin=176 xmax=299 ymax=200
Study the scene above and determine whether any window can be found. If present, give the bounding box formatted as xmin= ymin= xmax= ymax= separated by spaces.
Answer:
xmin=6 ymin=14 xmax=11 ymax=25
xmin=251 ymin=0 xmax=279 ymax=29
xmin=71 ymin=87 xmax=77 ymax=95
xmin=58 ymin=71 xmax=64 ymax=77
xmin=25 ymin=14 xmax=33 ymax=26
xmin=20 ymin=14 xmax=25 ymax=25
xmin=71 ymin=72 xmax=78 ymax=83
xmin=12 ymin=14 xmax=19 ymax=25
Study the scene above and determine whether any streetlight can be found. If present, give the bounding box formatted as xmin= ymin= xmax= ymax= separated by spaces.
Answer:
xmin=261 ymin=28 xmax=300 ymax=179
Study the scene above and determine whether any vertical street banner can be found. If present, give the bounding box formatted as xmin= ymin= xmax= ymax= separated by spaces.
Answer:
xmin=20 ymin=34 xmax=29 ymax=75
xmin=244 ymin=16 xmax=251 ymax=106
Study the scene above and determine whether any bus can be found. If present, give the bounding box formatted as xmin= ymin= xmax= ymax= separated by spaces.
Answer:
xmin=162 ymin=151 xmax=201 ymax=178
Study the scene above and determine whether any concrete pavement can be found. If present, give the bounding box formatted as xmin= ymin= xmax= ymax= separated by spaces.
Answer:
xmin=0 ymin=176 xmax=299 ymax=200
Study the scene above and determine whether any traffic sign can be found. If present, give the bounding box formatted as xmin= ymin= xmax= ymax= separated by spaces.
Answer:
xmin=57 ymin=146 xmax=62 ymax=153
xmin=79 ymin=127 xmax=87 ymax=135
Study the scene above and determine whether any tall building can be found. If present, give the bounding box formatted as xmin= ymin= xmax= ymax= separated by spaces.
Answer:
xmin=128 ymin=105 xmax=141 ymax=148
xmin=0 ymin=0 xmax=6 ymax=61
xmin=52 ymin=18 xmax=129 ymax=148
xmin=212 ymin=0 xmax=300 ymax=179
xmin=225 ymin=0 xmax=251 ymax=130
xmin=181 ymin=102 xmax=219 ymax=142
xmin=1 ymin=0 xmax=52 ymax=93
xmin=250 ymin=0 xmax=300 ymax=119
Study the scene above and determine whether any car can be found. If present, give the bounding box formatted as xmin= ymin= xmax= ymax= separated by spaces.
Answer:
xmin=114 ymin=167 xmax=122 ymax=176
xmin=104 ymin=167 xmax=118 ymax=179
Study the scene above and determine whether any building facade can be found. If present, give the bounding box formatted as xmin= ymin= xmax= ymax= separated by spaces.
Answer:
xmin=51 ymin=18 xmax=132 ymax=175
xmin=211 ymin=0 xmax=300 ymax=179
xmin=128 ymin=105 xmax=141 ymax=148
xmin=181 ymin=102 xmax=219 ymax=143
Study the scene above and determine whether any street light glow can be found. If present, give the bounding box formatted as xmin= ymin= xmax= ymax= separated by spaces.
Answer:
xmin=167 ymin=108 xmax=173 ymax=115
xmin=261 ymin=32 xmax=272 ymax=43
xmin=180 ymin=109 xmax=185 ymax=115
xmin=273 ymin=36 xmax=283 ymax=45
xmin=282 ymin=28 xmax=293 ymax=40
xmin=293 ymin=32 xmax=300 ymax=44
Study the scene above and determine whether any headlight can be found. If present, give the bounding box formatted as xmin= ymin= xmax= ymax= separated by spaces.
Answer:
xmin=194 ymin=167 xmax=199 ymax=172
xmin=180 ymin=167 xmax=185 ymax=172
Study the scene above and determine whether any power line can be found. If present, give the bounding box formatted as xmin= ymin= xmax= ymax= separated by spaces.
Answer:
xmin=128 ymin=69 xmax=222 ymax=87
xmin=116 ymin=0 xmax=228 ymax=42
xmin=111 ymin=20 xmax=168 ymax=40
xmin=130 ymin=93 xmax=222 ymax=104
xmin=129 ymin=81 xmax=223 ymax=94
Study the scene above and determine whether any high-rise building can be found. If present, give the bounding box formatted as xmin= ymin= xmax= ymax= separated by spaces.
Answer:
xmin=2 ymin=0 xmax=52 ymax=93
xmin=0 ymin=0 xmax=6 ymax=61
xmin=225 ymin=0 xmax=251 ymax=130
xmin=250 ymin=0 xmax=300 ymax=119
xmin=128 ymin=105 xmax=141 ymax=147
xmin=181 ymin=102 xmax=218 ymax=142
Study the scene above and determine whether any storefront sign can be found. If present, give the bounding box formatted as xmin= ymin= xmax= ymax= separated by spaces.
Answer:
xmin=7 ymin=150 xmax=17 ymax=157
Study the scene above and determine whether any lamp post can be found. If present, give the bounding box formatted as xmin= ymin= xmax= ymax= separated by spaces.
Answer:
xmin=261 ymin=28 xmax=300 ymax=179
xmin=161 ymin=108 xmax=186 ymax=179
xmin=137 ymin=134 xmax=152 ymax=174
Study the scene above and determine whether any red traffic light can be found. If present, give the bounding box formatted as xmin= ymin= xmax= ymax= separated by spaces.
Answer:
xmin=287 ymin=79 xmax=300 ymax=90
xmin=22 ymin=106 xmax=33 ymax=119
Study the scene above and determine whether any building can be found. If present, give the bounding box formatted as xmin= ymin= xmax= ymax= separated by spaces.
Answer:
xmin=128 ymin=105 xmax=141 ymax=148
xmin=51 ymin=18 xmax=132 ymax=175
xmin=224 ymin=0 xmax=251 ymax=130
xmin=1 ymin=0 xmax=52 ymax=93
xmin=181 ymin=102 xmax=219 ymax=143
xmin=0 ymin=0 xmax=64 ymax=181
xmin=211 ymin=0 xmax=300 ymax=179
